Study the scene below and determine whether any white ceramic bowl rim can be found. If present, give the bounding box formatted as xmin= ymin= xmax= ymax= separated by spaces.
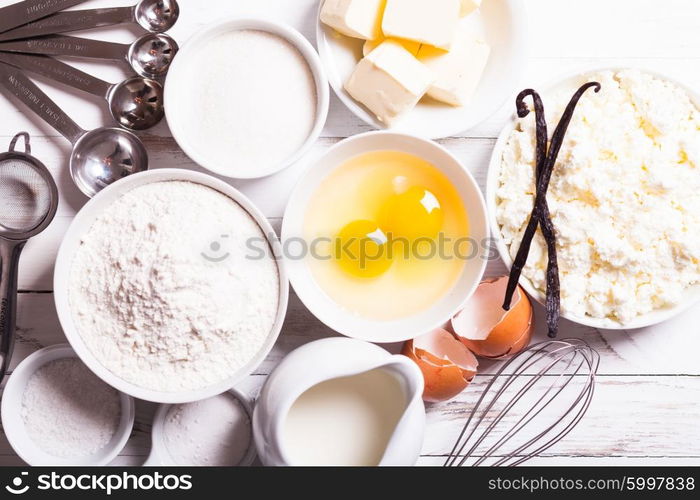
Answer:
xmin=53 ymin=169 xmax=289 ymax=404
xmin=165 ymin=16 xmax=330 ymax=179
xmin=486 ymin=64 xmax=700 ymax=330
xmin=148 ymin=387 xmax=257 ymax=466
xmin=282 ymin=130 xmax=489 ymax=343
xmin=315 ymin=0 xmax=529 ymax=139
xmin=0 ymin=344 xmax=135 ymax=466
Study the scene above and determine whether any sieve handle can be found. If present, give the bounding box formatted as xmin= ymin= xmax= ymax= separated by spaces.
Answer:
xmin=0 ymin=62 xmax=85 ymax=144
xmin=0 ymin=7 xmax=134 ymax=42
xmin=0 ymin=52 xmax=111 ymax=98
xmin=0 ymin=239 xmax=25 ymax=382
xmin=0 ymin=0 xmax=91 ymax=34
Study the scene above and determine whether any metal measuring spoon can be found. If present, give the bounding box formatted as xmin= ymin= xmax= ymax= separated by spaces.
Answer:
xmin=0 ymin=63 xmax=148 ymax=198
xmin=0 ymin=0 xmax=180 ymax=42
xmin=0 ymin=0 xmax=90 ymax=33
xmin=0 ymin=52 xmax=164 ymax=130
xmin=0 ymin=33 xmax=178 ymax=79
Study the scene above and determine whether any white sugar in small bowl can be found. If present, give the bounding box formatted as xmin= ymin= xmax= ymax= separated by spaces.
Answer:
xmin=316 ymin=0 xmax=528 ymax=139
xmin=54 ymin=169 xmax=289 ymax=404
xmin=1 ymin=345 xmax=135 ymax=466
xmin=165 ymin=17 xmax=329 ymax=179
xmin=144 ymin=387 xmax=256 ymax=466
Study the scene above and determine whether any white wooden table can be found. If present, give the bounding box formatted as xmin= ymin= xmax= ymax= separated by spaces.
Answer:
xmin=1 ymin=0 xmax=699 ymax=466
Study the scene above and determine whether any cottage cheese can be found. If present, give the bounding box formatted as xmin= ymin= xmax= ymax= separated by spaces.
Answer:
xmin=496 ymin=69 xmax=700 ymax=323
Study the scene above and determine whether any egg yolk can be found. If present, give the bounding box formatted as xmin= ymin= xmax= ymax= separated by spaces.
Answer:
xmin=379 ymin=186 xmax=444 ymax=241
xmin=334 ymin=220 xmax=392 ymax=278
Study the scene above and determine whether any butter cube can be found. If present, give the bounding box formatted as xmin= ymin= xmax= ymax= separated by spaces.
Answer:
xmin=363 ymin=37 xmax=421 ymax=56
xmin=382 ymin=0 xmax=460 ymax=50
xmin=460 ymin=0 xmax=482 ymax=17
xmin=417 ymin=26 xmax=490 ymax=106
xmin=345 ymin=40 xmax=435 ymax=125
xmin=320 ymin=0 xmax=386 ymax=40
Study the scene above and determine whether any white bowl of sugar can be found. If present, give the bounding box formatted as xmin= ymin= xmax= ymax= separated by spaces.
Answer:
xmin=1 ymin=345 xmax=135 ymax=466
xmin=165 ymin=17 xmax=330 ymax=179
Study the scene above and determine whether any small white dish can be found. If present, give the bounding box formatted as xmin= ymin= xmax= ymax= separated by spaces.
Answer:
xmin=486 ymin=66 xmax=700 ymax=330
xmin=316 ymin=0 xmax=528 ymax=139
xmin=165 ymin=17 xmax=330 ymax=179
xmin=145 ymin=387 xmax=257 ymax=466
xmin=282 ymin=131 xmax=489 ymax=343
xmin=1 ymin=345 xmax=135 ymax=466
xmin=54 ymin=169 xmax=289 ymax=404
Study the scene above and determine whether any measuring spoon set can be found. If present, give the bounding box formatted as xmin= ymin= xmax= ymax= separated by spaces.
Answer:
xmin=0 ymin=0 xmax=180 ymax=197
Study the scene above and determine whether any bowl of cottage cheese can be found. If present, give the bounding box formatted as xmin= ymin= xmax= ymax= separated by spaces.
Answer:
xmin=53 ymin=169 xmax=288 ymax=404
xmin=487 ymin=68 xmax=700 ymax=329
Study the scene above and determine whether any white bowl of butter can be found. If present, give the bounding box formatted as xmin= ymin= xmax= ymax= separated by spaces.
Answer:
xmin=316 ymin=0 xmax=528 ymax=139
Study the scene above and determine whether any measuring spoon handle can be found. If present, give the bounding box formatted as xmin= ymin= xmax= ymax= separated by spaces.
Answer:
xmin=0 ymin=7 xmax=135 ymax=42
xmin=0 ymin=35 xmax=127 ymax=62
xmin=0 ymin=62 xmax=84 ymax=143
xmin=0 ymin=52 xmax=111 ymax=98
xmin=0 ymin=0 xmax=91 ymax=34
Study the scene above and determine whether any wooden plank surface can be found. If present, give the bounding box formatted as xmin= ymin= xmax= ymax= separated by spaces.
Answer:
xmin=0 ymin=0 xmax=698 ymax=466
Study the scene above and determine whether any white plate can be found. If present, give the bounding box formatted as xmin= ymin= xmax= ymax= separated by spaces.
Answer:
xmin=486 ymin=66 xmax=700 ymax=330
xmin=1 ymin=345 xmax=135 ymax=466
xmin=316 ymin=0 xmax=528 ymax=139
xmin=282 ymin=131 xmax=489 ymax=343
xmin=54 ymin=169 xmax=289 ymax=404
xmin=166 ymin=17 xmax=329 ymax=179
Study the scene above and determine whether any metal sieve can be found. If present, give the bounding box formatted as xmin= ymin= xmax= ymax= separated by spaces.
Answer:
xmin=0 ymin=133 xmax=59 ymax=381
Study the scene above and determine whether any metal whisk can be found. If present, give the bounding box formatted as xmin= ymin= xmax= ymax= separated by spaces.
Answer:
xmin=445 ymin=339 xmax=599 ymax=467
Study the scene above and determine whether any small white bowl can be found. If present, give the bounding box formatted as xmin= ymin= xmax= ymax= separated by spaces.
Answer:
xmin=486 ymin=66 xmax=700 ymax=330
xmin=282 ymin=131 xmax=489 ymax=343
xmin=316 ymin=0 xmax=529 ymax=139
xmin=1 ymin=345 xmax=135 ymax=466
xmin=145 ymin=387 xmax=256 ymax=466
xmin=54 ymin=169 xmax=289 ymax=404
xmin=165 ymin=17 xmax=330 ymax=179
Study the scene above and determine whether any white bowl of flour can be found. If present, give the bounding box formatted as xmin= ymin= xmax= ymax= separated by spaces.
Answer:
xmin=165 ymin=17 xmax=329 ymax=179
xmin=54 ymin=169 xmax=288 ymax=403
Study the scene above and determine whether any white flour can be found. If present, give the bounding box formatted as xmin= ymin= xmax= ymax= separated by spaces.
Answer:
xmin=69 ymin=181 xmax=280 ymax=392
xmin=163 ymin=392 xmax=251 ymax=466
xmin=181 ymin=29 xmax=317 ymax=177
xmin=21 ymin=358 xmax=121 ymax=458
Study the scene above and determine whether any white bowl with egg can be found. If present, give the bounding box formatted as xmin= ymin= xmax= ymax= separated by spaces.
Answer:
xmin=165 ymin=17 xmax=329 ymax=179
xmin=54 ymin=169 xmax=289 ymax=404
xmin=1 ymin=345 xmax=135 ymax=466
xmin=282 ymin=131 xmax=489 ymax=343
xmin=316 ymin=0 xmax=528 ymax=139
xmin=486 ymin=66 xmax=700 ymax=330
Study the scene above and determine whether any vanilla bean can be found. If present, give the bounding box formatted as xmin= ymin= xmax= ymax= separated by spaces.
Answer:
xmin=503 ymin=82 xmax=601 ymax=338
xmin=503 ymin=89 xmax=548 ymax=310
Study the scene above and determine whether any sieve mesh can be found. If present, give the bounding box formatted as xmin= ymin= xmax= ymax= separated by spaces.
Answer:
xmin=0 ymin=157 xmax=53 ymax=234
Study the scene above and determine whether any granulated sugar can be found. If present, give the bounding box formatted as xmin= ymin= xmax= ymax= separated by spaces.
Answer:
xmin=21 ymin=358 xmax=121 ymax=458
xmin=69 ymin=181 xmax=280 ymax=392
xmin=163 ymin=392 xmax=252 ymax=466
xmin=180 ymin=29 xmax=317 ymax=177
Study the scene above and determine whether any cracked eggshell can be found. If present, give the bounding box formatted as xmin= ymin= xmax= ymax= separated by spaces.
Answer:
xmin=451 ymin=276 xmax=533 ymax=359
xmin=401 ymin=328 xmax=478 ymax=403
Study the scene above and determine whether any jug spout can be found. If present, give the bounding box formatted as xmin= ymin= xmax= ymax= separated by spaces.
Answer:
xmin=377 ymin=355 xmax=426 ymax=466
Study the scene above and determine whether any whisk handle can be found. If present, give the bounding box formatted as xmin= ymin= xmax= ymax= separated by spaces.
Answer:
xmin=0 ymin=239 xmax=25 ymax=382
